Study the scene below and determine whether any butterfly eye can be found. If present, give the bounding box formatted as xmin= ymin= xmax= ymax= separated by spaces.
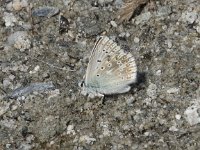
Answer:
xmin=97 ymin=74 xmax=100 ymax=77
xmin=97 ymin=60 xmax=101 ymax=62
xmin=80 ymin=81 xmax=84 ymax=87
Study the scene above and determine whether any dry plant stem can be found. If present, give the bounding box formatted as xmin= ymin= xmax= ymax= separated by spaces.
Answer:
xmin=117 ymin=0 xmax=149 ymax=23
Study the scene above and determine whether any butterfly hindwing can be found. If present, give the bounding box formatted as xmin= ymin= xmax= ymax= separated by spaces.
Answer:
xmin=84 ymin=36 xmax=137 ymax=95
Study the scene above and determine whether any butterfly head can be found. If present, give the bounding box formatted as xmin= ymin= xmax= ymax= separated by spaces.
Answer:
xmin=79 ymin=80 xmax=88 ymax=96
xmin=79 ymin=79 xmax=104 ymax=98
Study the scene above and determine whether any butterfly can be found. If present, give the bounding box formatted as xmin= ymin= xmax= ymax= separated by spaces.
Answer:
xmin=81 ymin=36 xmax=137 ymax=98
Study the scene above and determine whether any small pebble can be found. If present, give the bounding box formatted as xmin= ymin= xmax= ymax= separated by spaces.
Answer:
xmin=156 ymin=70 xmax=161 ymax=76
xmin=126 ymin=97 xmax=135 ymax=106
xmin=175 ymin=114 xmax=181 ymax=120
xmin=9 ymin=74 xmax=15 ymax=80
xmin=50 ymin=141 xmax=55 ymax=145
xmin=32 ymin=6 xmax=59 ymax=18
xmin=167 ymin=87 xmax=179 ymax=94
xmin=79 ymin=135 xmax=96 ymax=144
xmin=184 ymin=105 xmax=200 ymax=125
xmin=110 ymin=20 xmax=117 ymax=27
xmin=6 ymin=144 xmax=11 ymax=149
xmin=119 ymin=32 xmax=126 ymax=37
xmin=134 ymin=37 xmax=140 ymax=43
xmin=182 ymin=11 xmax=198 ymax=24
xmin=167 ymin=40 xmax=172 ymax=48
xmin=3 ymin=12 xmax=17 ymax=27
xmin=169 ymin=125 xmax=179 ymax=132
xmin=29 ymin=65 xmax=40 ymax=74
xmin=3 ymin=79 xmax=12 ymax=87
xmin=195 ymin=25 xmax=200 ymax=34
xmin=147 ymin=83 xmax=157 ymax=99
xmin=7 ymin=31 xmax=31 ymax=51
xmin=126 ymin=32 xmax=130 ymax=37
xmin=67 ymin=125 xmax=75 ymax=135
xmin=12 ymin=0 xmax=23 ymax=11
xmin=11 ymin=105 xmax=18 ymax=111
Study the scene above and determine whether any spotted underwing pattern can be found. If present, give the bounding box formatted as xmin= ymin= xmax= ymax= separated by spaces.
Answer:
xmin=81 ymin=36 xmax=137 ymax=98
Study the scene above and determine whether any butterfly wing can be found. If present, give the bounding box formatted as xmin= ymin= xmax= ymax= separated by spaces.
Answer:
xmin=85 ymin=36 xmax=118 ymax=85
xmin=84 ymin=36 xmax=137 ymax=95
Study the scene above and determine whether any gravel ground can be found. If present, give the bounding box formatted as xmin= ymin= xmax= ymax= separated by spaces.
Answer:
xmin=0 ymin=0 xmax=200 ymax=149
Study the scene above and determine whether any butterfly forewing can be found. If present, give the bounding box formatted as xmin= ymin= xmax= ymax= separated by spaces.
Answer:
xmin=85 ymin=37 xmax=116 ymax=84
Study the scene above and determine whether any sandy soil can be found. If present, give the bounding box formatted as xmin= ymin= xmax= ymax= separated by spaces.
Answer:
xmin=0 ymin=0 xmax=200 ymax=149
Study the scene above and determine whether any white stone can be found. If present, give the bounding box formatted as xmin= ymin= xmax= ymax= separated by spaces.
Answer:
xmin=1 ymin=119 xmax=17 ymax=129
xmin=12 ymin=0 xmax=22 ymax=10
xmin=135 ymin=12 xmax=152 ymax=25
xmin=184 ymin=104 xmax=200 ymax=125
xmin=119 ymin=32 xmax=126 ymax=37
xmin=114 ymin=0 xmax=123 ymax=8
xmin=126 ymin=97 xmax=135 ymax=106
xmin=126 ymin=32 xmax=130 ymax=37
xmin=147 ymin=83 xmax=157 ymax=99
xmin=134 ymin=37 xmax=140 ymax=43
xmin=3 ymin=12 xmax=17 ymax=27
xmin=110 ymin=20 xmax=117 ymax=27
xmin=67 ymin=124 xmax=75 ymax=135
xmin=30 ymin=65 xmax=40 ymax=74
xmin=167 ymin=40 xmax=172 ymax=48
xmin=6 ymin=144 xmax=11 ymax=149
xmin=167 ymin=87 xmax=179 ymax=94
xmin=62 ymin=0 xmax=71 ymax=6
xmin=3 ymin=79 xmax=11 ymax=87
xmin=6 ymin=2 xmax=13 ymax=11
xmin=175 ymin=114 xmax=181 ymax=120
xmin=0 ymin=103 xmax=10 ymax=116
xmin=50 ymin=140 xmax=55 ymax=145
xmin=98 ymin=0 xmax=113 ymax=5
xmin=156 ymin=6 xmax=172 ymax=17
xmin=79 ymin=135 xmax=96 ymax=144
xmin=11 ymin=105 xmax=18 ymax=111
xmin=156 ymin=70 xmax=162 ymax=76
xmin=100 ymin=121 xmax=112 ymax=137
xmin=7 ymin=31 xmax=31 ymax=51
xmin=169 ymin=125 xmax=179 ymax=132
xmin=48 ymin=89 xmax=60 ymax=100
xmin=144 ymin=132 xmax=150 ymax=136
xmin=195 ymin=23 xmax=200 ymax=34
xmin=9 ymin=74 xmax=15 ymax=80
xmin=181 ymin=11 xmax=198 ymax=24
xmin=12 ymin=0 xmax=28 ymax=11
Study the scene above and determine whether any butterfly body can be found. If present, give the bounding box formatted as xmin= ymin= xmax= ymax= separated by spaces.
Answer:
xmin=81 ymin=36 xmax=137 ymax=98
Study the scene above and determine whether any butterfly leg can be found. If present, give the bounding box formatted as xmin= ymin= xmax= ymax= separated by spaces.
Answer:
xmin=87 ymin=92 xmax=104 ymax=100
